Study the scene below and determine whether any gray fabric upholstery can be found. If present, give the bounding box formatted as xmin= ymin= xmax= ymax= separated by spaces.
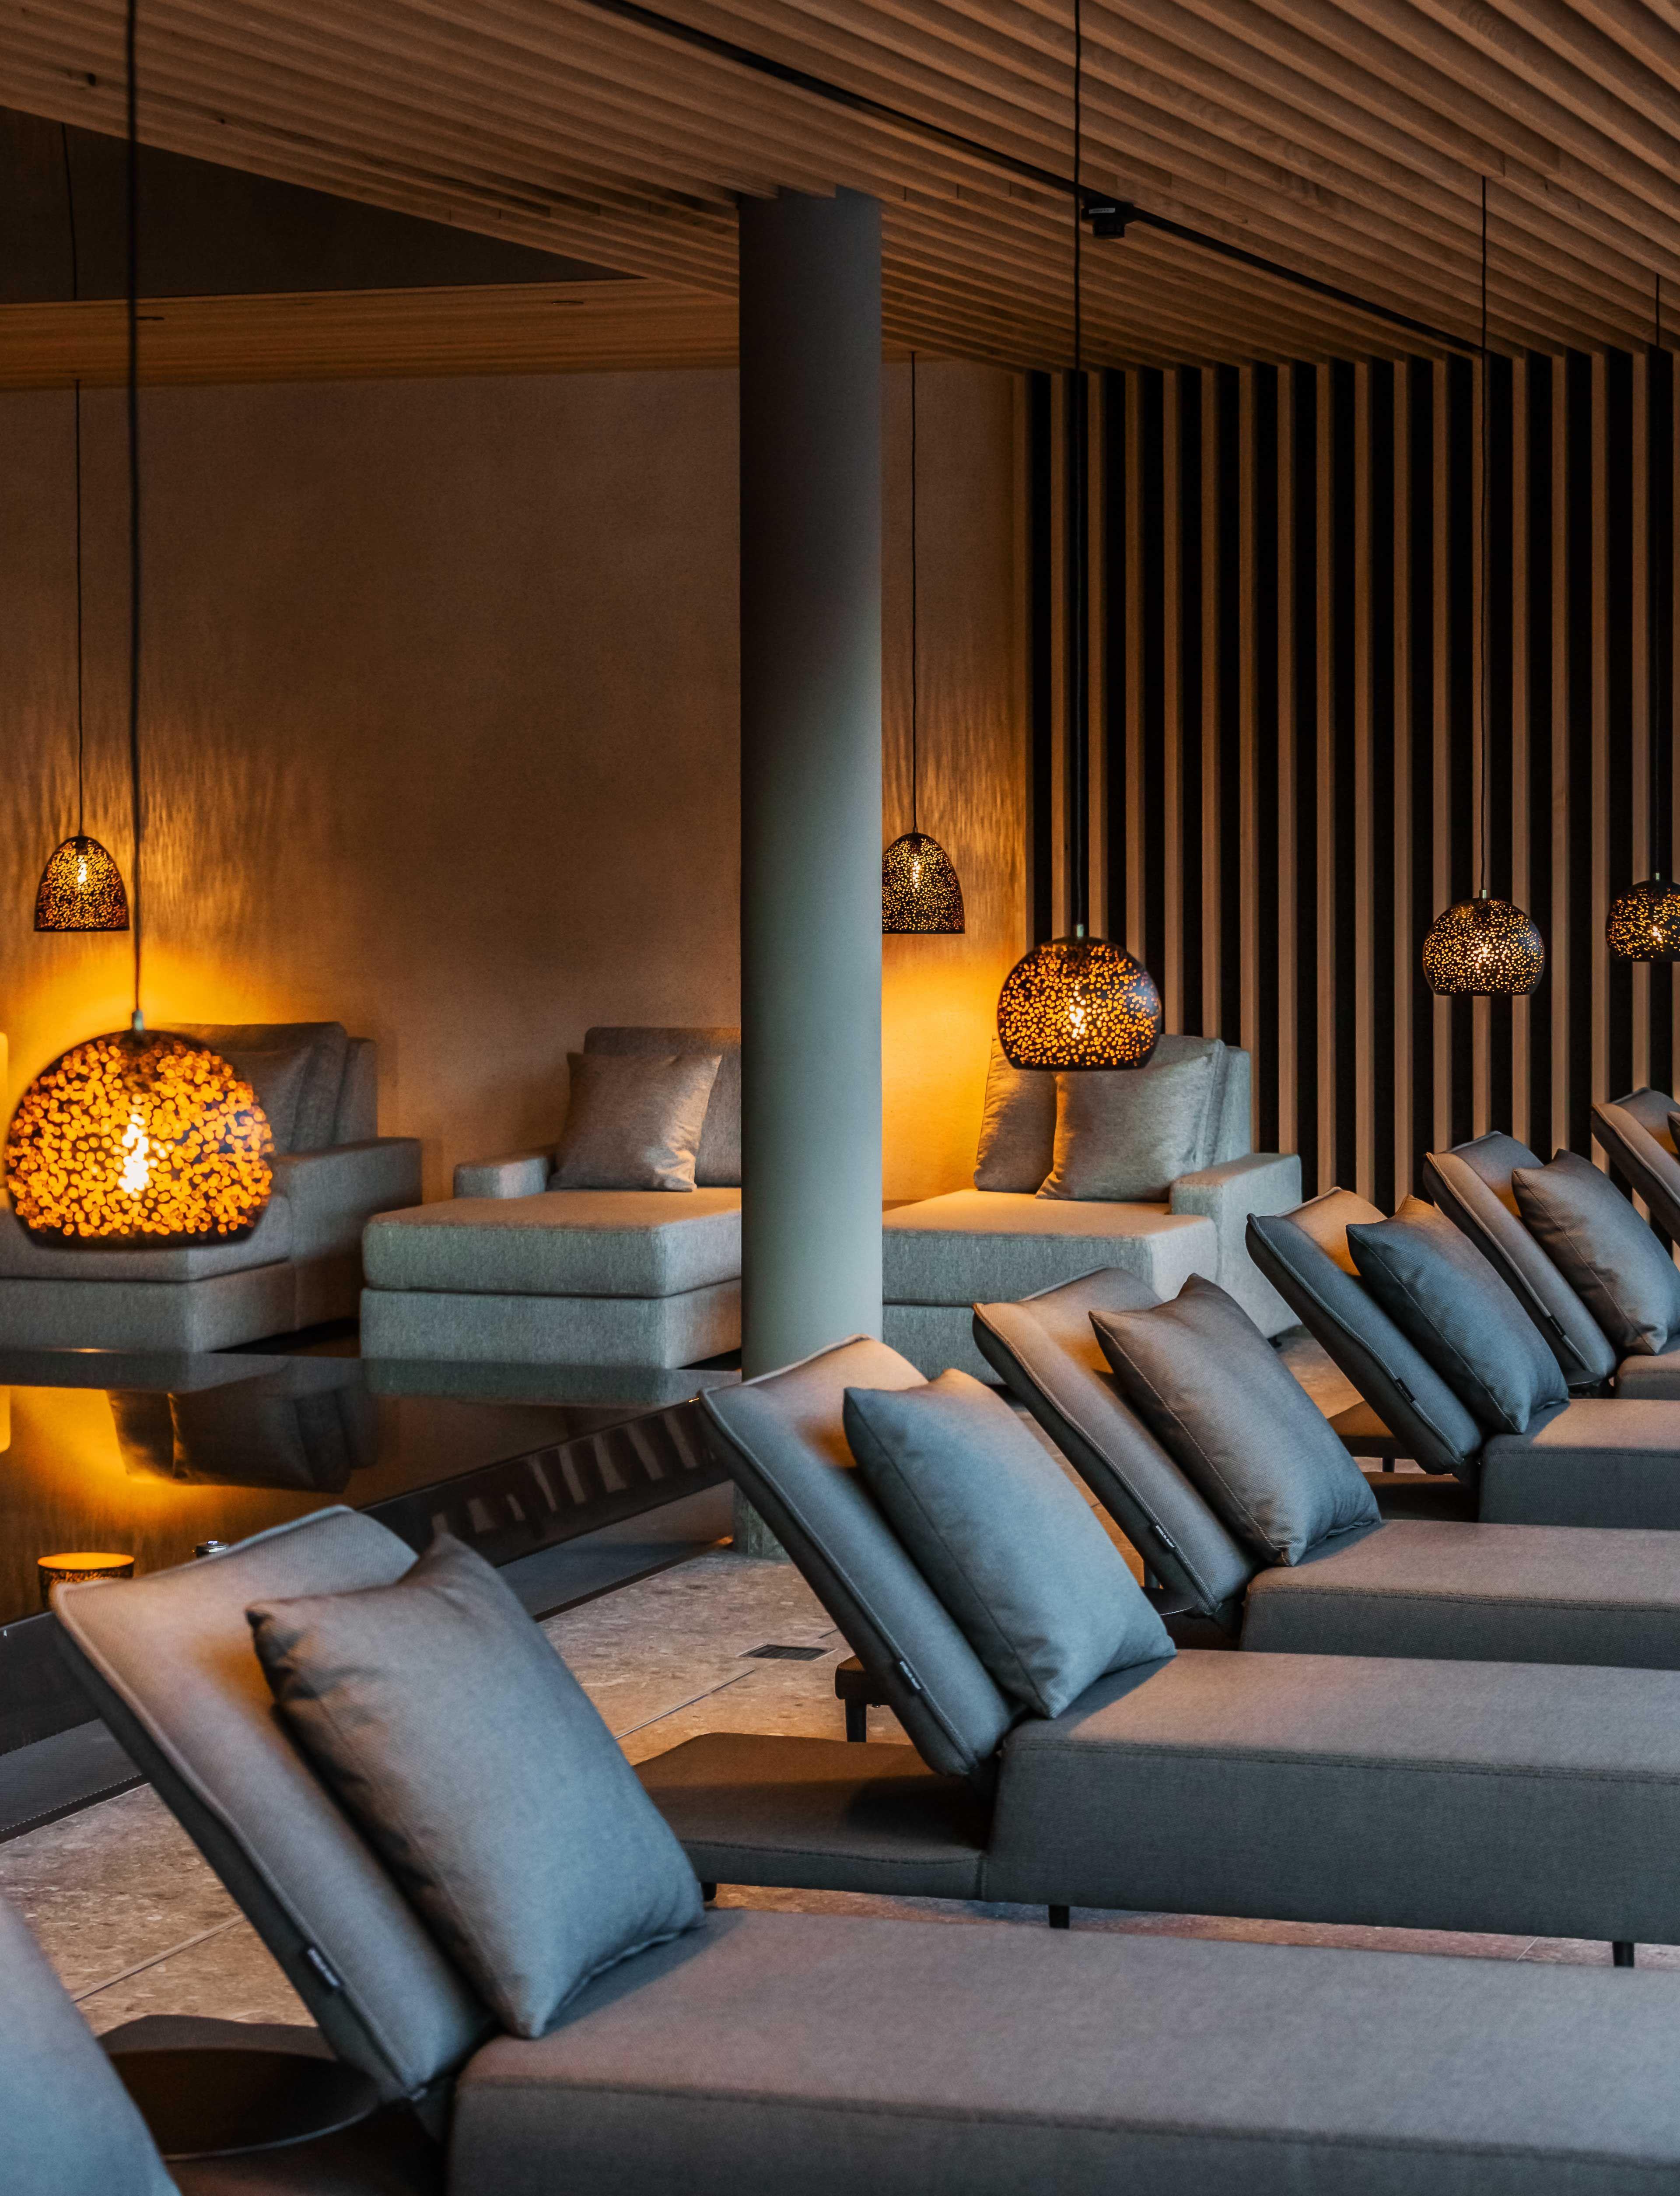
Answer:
xmin=700 ymin=1340 xmax=1018 ymax=1780
xmin=971 ymin=1038 xmax=1057 ymax=1191
xmin=0 ymin=1196 xmax=292 ymax=1280
xmin=1091 ymin=1277 xmax=1381 ymax=1564
xmin=363 ymin=1189 xmax=741 ymax=1298
xmin=1593 ymin=1091 xmax=1680 ymax=1238
xmin=1347 ymin=1197 xmax=1567 ymax=1434
xmin=0 ymin=1893 xmax=176 ymax=2196
xmin=1424 ymin=1137 xmax=1618 ymax=1388
xmin=584 ymin=1026 xmax=741 ymax=1189
xmin=883 ymin=1189 xmax=1217 ymax=1306
xmin=218 ymin=1042 xmax=314 ymax=1155
xmin=358 ymin=1277 xmax=740 ymax=1368
xmin=452 ymin=1152 xmax=553 ymax=1201
xmin=986 ymin=1648 xmax=1680 ymax=1943
xmin=1038 ymin=1049 xmax=1220 ymax=1202
xmin=550 ymin=1052 xmax=721 ymax=1193
xmin=176 ymin=1024 xmax=350 ymax=1154
xmin=1243 ymin=1518 xmax=1680 ymax=1666
xmin=1248 ymin=1198 xmax=1484 ymax=1479
xmin=973 ymin=1272 xmax=1258 ymax=1617
xmin=1515 ymin=1149 xmax=1680 ymax=1355
xmin=450 ymin=1908 xmax=1680 ymax=2196
xmin=52 ymin=1510 xmax=493 ymax=2099
xmin=1480 ymin=1398 xmax=1680 ymax=1527
xmin=273 ymin=1141 xmax=423 ymax=1263
xmin=1168 ymin=1150 xmax=1302 ymax=1337
xmin=249 ymin=1532 xmax=700 ymax=2039
xmin=1612 ymin=1348 xmax=1680 ymax=1400
xmin=884 ymin=1301 xmax=1016 ymax=1380
xmin=0 ymin=1259 xmax=301 ymax=1353
xmin=637 ymin=1733 xmax=989 ymax=1898
xmin=843 ymin=1370 xmax=1173 ymax=1716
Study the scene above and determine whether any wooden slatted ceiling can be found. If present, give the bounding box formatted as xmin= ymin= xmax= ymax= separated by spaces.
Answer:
xmin=2 ymin=0 xmax=1679 ymax=373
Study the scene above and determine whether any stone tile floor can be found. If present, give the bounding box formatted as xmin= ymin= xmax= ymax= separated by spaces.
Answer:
xmin=2 ymin=1332 xmax=1664 ymax=2031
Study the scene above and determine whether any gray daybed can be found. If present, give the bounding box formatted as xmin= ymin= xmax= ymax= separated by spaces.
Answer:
xmin=624 ymin=1336 xmax=1680 ymax=1954
xmin=976 ymin=1266 xmax=1680 ymax=1661
xmin=17 ymin=1689 xmax=1680 ymax=2196
xmin=1250 ymin=1190 xmax=1680 ymax=1527
xmin=360 ymin=1027 xmax=741 ymax=1367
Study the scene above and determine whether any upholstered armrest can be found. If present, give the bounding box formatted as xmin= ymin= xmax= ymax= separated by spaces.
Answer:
xmin=272 ymin=1139 xmax=423 ymax=1260
xmin=1170 ymin=1153 xmax=1303 ymax=1339
xmin=452 ymin=1151 xmax=553 ymax=1201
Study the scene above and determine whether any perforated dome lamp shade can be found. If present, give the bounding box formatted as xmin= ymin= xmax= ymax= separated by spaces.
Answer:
xmin=1607 ymin=876 xmax=1680 ymax=963
xmin=5 ymin=1030 xmax=274 ymax=1247
xmin=33 ymin=835 xmax=129 ymax=932
xmin=1421 ymin=893 xmax=1546 ymax=997
xmin=996 ymin=934 xmax=1164 ymax=1070
xmin=882 ymin=830 xmax=965 ymax=934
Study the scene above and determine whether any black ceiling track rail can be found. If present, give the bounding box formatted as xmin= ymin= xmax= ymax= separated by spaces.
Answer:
xmin=574 ymin=0 xmax=1479 ymax=356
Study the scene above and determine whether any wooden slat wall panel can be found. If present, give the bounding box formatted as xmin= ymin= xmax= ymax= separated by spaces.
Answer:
xmin=1045 ymin=345 xmax=1680 ymax=1202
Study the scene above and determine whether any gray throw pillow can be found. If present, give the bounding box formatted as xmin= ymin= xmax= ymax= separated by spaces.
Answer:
xmin=842 ymin=1369 xmax=1173 ymax=1718
xmin=1037 ymin=1049 xmax=1218 ymax=1202
xmin=973 ymin=1037 xmax=1057 ymax=1191
xmin=1346 ymin=1196 xmax=1567 ymax=1435
xmin=247 ymin=1532 xmax=701 ymax=2038
xmin=1514 ymin=1149 xmax=1680 ymax=1356
xmin=1090 ymin=1276 xmax=1381 ymax=1564
xmin=550 ymin=1051 xmax=721 ymax=1192
xmin=219 ymin=1044 xmax=314 ymax=1154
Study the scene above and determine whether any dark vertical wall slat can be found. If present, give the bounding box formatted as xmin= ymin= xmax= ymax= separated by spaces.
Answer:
xmin=1026 ymin=368 xmax=1054 ymax=948
xmin=1526 ymin=353 xmax=1555 ymax=1158
xmin=1292 ymin=362 xmax=1320 ymax=1194
xmin=1408 ymin=358 xmax=1436 ymax=1198
xmin=1368 ymin=361 xmax=1397 ymax=1213
xmin=1565 ymin=351 xmax=1596 ymax=1157
xmin=1102 ymin=368 xmax=1128 ymax=947
xmin=1217 ymin=365 xmax=1245 ymax=1050
xmin=1330 ymin=361 xmax=1359 ymax=1188
xmin=1253 ymin=364 xmax=1282 ymax=1157
xmin=1652 ymin=344 xmax=1675 ymax=1090
xmin=1139 ymin=369 xmax=1167 ymax=983
xmin=1606 ymin=347 xmax=1636 ymax=1105
xmin=1178 ymin=368 xmax=1206 ymax=1033
xmin=1446 ymin=355 xmax=1477 ymax=1148
xmin=1488 ymin=353 xmax=1516 ymax=1130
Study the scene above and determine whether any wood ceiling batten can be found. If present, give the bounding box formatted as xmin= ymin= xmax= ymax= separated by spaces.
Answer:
xmin=3 ymin=0 xmax=1679 ymax=379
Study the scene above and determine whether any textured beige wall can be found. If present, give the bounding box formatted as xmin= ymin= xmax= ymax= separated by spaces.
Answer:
xmin=1 ymin=361 xmax=1019 ymax=1206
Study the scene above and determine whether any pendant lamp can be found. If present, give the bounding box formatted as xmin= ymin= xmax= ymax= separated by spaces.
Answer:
xmin=1607 ymin=274 xmax=1680 ymax=961
xmin=5 ymin=0 xmax=274 ymax=1249
xmin=883 ymin=353 xmax=965 ymax=933
xmin=1423 ymin=182 xmax=1544 ymax=998
xmin=34 ymin=123 xmax=129 ymax=934
xmin=995 ymin=0 xmax=1162 ymax=1069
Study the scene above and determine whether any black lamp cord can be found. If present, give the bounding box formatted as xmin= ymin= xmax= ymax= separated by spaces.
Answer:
xmin=909 ymin=348 xmax=918 ymax=836
xmin=1067 ymin=0 xmax=1090 ymax=938
xmin=126 ymin=0 xmax=144 ymax=1027
xmin=1478 ymin=175 xmax=1490 ymax=902
xmin=62 ymin=124 xmax=85 ymax=838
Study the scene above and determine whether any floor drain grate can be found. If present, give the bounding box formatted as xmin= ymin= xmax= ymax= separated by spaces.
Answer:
xmin=742 ymin=1643 xmax=827 ymax=1661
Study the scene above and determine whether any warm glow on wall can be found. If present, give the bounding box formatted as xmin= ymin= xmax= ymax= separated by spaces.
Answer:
xmin=5 ymin=1031 xmax=273 ymax=1246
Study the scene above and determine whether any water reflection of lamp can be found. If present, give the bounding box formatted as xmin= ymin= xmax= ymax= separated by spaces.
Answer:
xmin=39 ymin=1551 xmax=133 ymax=1607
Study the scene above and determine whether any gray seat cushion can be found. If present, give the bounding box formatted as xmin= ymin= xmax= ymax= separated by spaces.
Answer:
xmin=584 ymin=1026 xmax=741 ymax=1188
xmin=177 ymin=1023 xmax=350 ymax=1154
xmin=0 ymin=1196 xmax=293 ymax=1281
xmin=1248 ymin=1196 xmax=1484 ymax=1480
xmin=1037 ymin=1048 xmax=1220 ymax=1202
xmin=550 ymin=1051 xmax=721 ymax=1193
xmin=52 ymin=1509 xmax=493 ymax=2099
xmin=700 ymin=1340 xmax=1017 ymax=1780
xmin=363 ymin=1189 xmax=741 ymax=1298
xmin=987 ymin=1648 xmax=1680 ymax=1944
xmin=973 ymin=1270 xmax=1258 ymax=1619
xmin=0 ymin=1894 xmax=175 ymax=2196
xmin=884 ymin=1189 xmax=1217 ymax=1306
xmin=249 ymin=1532 xmax=702 ymax=2038
xmin=842 ymin=1370 xmax=1173 ymax=1717
xmin=448 ymin=1906 xmax=1680 ymax=2196
xmin=1424 ymin=1135 xmax=1618 ymax=1388
xmin=1479 ymin=1398 xmax=1680 ymax=1528
xmin=1242 ymin=1518 xmax=1680 ymax=1667
xmin=1515 ymin=1150 xmax=1680 ymax=1356
xmin=1612 ymin=1348 xmax=1680 ymax=1401
xmin=1347 ymin=1197 xmax=1567 ymax=1434
xmin=1090 ymin=1277 xmax=1380 ymax=1564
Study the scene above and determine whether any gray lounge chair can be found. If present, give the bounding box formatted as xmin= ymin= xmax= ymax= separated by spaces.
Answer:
xmin=973 ymin=1266 xmax=1680 ymax=1661
xmin=1595 ymin=1088 xmax=1680 ymax=1245
xmin=14 ymin=1788 xmax=1680 ymax=2196
xmin=1249 ymin=1192 xmax=1680 ymax=1526
xmin=573 ymin=1336 xmax=1680 ymax=1954
xmin=1425 ymin=1129 xmax=1680 ymax=1400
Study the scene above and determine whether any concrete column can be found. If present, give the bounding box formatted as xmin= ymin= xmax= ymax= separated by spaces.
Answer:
xmin=738 ymin=188 xmax=883 ymax=1384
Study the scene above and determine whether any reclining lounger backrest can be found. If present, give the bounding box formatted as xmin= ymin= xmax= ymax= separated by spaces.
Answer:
xmin=700 ymin=1339 xmax=1018 ymax=1782
xmin=972 ymin=1268 xmax=1258 ymax=1624
xmin=52 ymin=1509 xmax=493 ymax=2104
xmin=1594 ymin=1090 xmax=1680 ymax=1239
xmin=1423 ymin=1131 xmax=1617 ymax=1389
xmin=1247 ymin=1193 xmax=1484 ymax=1482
